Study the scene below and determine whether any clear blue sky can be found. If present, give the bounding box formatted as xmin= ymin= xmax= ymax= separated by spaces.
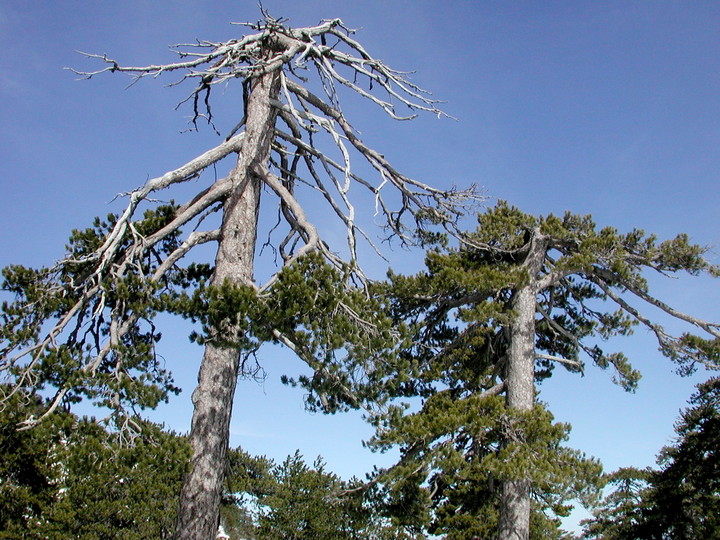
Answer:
xmin=1 ymin=1 xmax=719 ymax=531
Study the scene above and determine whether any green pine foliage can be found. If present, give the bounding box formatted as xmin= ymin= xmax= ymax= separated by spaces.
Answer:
xmin=1 ymin=204 xmax=190 ymax=418
xmin=580 ymin=467 xmax=652 ymax=539
xmin=0 ymin=391 xmax=190 ymax=539
xmin=1 ymin=207 xmax=398 ymax=426
xmin=164 ymin=250 xmax=401 ymax=414
xmin=37 ymin=422 xmax=189 ymax=539
xmin=643 ymin=376 xmax=720 ymax=537
xmin=0 ymin=390 xmax=70 ymax=537
xmin=224 ymin=448 xmax=418 ymax=539
xmin=367 ymin=202 xmax=719 ymax=537
xmin=257 ymin=452 xmax=357 ymax=539
xmin=583 ymin=377 xmax=720 ymax=539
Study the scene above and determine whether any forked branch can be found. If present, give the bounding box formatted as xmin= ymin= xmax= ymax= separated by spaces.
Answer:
xmin=4 ymin=14 xmax=483 ymax=426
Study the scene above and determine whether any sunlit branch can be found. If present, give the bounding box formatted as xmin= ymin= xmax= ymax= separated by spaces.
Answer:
xmin=590 ymin=274 xmax=718 ymax=370
xmin=593 ymin=267 xmax=720 ymax=339
xmin=535 ymin=353 xmax=583 ymax=370
xmin=3 ymin=14 xmax=487 ymax=436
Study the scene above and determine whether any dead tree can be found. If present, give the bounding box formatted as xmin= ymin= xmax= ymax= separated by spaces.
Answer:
xmin=0 ymin=15 xmax=479 ymax=539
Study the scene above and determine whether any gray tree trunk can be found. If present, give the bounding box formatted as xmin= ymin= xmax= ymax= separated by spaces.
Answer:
xmin=496 ymin=232 xmax=546 ymax=540
xmin=174 ymin=71 xmax=281 ymax=540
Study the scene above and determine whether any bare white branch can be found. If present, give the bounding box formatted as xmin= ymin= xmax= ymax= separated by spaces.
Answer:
xmin=5 ymin=15 xmax=486 ymax=437
xmin=536 ymin=353 xmax=583 ymax=369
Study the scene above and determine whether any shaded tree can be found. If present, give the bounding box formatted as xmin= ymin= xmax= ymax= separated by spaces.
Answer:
xmin=584 ymin=376 xmax=720 ymax=539
xmin=225 ymin=447 xmax=418 ymax=539
xmin=580 ymin=467 xmax=652 ymax=539
xmin=255 ymin=452 xmax=353 ymax=539
xmin=642 ymin=376 xmax=720 ymax=537
xmin=368 ymin=202 xmax=719 ymax=539
xmin=0 ymin=391 xmax=190 ymax=539
xmin=0 ymin=13 xmax=479 ymax=539
xmin=37 ymin=422 xmax=189 ymax=539
xmin=0 ymin=390 xmax=67 ymax=537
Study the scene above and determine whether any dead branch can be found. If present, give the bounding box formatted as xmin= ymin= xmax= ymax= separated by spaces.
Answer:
xmin=5 ymin=15 xmax=484 ymax=428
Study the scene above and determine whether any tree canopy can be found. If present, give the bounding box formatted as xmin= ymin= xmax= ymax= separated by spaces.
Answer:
xmin=352 ymin=202 xmax=720 ymax=538
xmin=0 ymin=14 xmax=480 ymax=538
xmin=583 ymin=376 xmax=720 ymax=539
xmin=1 ymin=11 xmax=719 ymax=540
xmin=0 ymin=389 xmax=189 ymax=539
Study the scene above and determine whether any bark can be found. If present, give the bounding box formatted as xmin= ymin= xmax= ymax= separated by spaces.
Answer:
xmin=497 ymin=231 xmax=546 ymax=540
xmin=16 ymin=19 xmax=485 ymax=540
xmin=174 ymin=70 xmax=281 ymax=540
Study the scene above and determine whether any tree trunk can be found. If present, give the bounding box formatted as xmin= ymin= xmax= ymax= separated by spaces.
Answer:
xmin=174 ymin=70 xmax=281 ymax=540
xmin=496 ymin=232 xmax=546 ymax=540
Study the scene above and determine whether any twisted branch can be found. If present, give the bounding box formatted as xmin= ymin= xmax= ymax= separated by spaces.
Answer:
xmin=4 ymin=14 xmax=483 ymax=427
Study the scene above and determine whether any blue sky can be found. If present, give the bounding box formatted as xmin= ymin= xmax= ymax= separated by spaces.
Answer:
xmin=1 ymin=1 xmax=719 ymax=531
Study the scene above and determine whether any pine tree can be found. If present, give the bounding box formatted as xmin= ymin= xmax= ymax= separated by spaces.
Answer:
xmin=579 ymin=467 xmax=651 ymax=539
xmin=584 ymin=377 xmax=720 ymax=539
xmin=0 ymin=14 xmax=479 ymax=538
xmin=0 ymin=391 xmax=190 ymax=539
xmin=641 ymin=376 xmax=720 ymax=537
xmin=369 ymin=202 xmax=719 ymax=539
xmin=224 ymin=447 xmax=417 ymax=539
xmin=0 ymin=389 xmax=67 ymax=537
